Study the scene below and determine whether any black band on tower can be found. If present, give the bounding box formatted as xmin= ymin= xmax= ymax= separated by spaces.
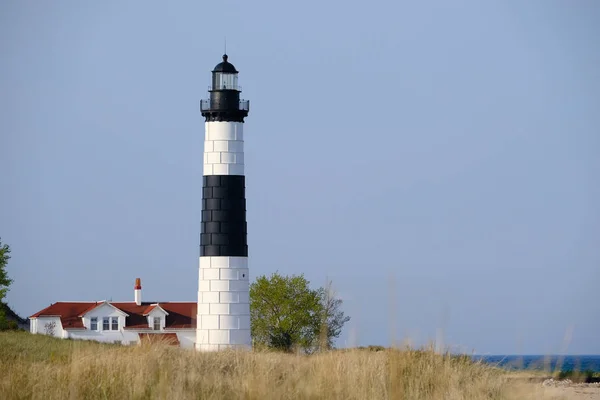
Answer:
xmin=202 ymin=110 xmax=247 ymax=123
xmin=200 ymin=175 xmax=248 ymax=257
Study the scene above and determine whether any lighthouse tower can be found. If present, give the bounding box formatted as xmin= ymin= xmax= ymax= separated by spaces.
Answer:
xmin=196 ymin=55 xmax=251 ymax=351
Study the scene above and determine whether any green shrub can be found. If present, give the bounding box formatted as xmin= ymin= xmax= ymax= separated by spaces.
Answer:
xmin=554 ymin=369 xmax=600 ymax=383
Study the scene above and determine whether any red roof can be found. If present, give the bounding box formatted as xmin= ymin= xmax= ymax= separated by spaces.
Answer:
xmin=160 ymin=303 xmax=198 ymax=329
xmin=30 ymin=302 xmax=100 ymax=329
xmin=30 ymin=302 xmax=197 ymax=330
xmin=142 ymin=305 xmax=157 ymax=315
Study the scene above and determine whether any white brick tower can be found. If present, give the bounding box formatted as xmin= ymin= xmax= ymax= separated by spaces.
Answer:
xmin=196 ymin=55 xmax=251 ymax=351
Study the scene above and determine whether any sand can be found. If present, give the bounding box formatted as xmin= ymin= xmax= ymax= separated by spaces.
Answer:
xmin=506 ymin=376 xmax=600 ymax=400
xmin=541 ymin=386 xmax=600 ymax=400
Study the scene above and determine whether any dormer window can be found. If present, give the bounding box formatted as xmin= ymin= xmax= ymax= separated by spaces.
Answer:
xmin=101 ymin=316 xmax=119 ymax=331
xmin=153 ymin=317 xmax=161 ymax=331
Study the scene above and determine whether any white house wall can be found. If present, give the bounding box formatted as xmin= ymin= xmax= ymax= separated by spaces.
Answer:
xmin=66 ymin=330 xmax=196 ymax=348
xmin=67 ymin=329 xmax=141 ymax=345
xmin=171 ymin=330 xmax=196 ymax=349
xmin=31 ymin=317 xmax=64 ymax=338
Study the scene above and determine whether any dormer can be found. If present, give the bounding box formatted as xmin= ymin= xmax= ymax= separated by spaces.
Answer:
xmin=143 ymin=304 xmax=169 ymax=331
xmin=81 ymin=301 xmax=129 ymax=332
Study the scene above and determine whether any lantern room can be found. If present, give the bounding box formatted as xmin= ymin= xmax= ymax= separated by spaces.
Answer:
xmin=211 ymin=54 xmax=239 ymax=91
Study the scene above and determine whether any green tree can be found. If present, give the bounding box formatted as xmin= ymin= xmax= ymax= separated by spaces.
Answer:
xmin=0 ymin=238 xmax=13 ymax=329
xmin=249 ymin=272 xmax=350 ymax=353
xmin=316 ymin=280 xmax=351 ymax=351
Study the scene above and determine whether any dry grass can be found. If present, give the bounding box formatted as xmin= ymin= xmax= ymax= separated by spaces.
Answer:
xmin=0 ymin=331 xmax=550 ymax=400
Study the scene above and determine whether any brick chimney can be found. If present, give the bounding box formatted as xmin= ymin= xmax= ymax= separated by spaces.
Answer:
xmin=134 ymin=278 xmax=142 ymax=306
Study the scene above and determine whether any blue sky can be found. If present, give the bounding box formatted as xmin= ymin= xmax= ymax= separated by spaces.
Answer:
xmin=1 ymin=1 xmax=598 ymax=354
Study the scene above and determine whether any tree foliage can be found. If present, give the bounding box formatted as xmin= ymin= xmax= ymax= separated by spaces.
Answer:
xmin=316 ymin=281 xmax=351 ymax=350
xmin=250 ymin=272 xmax=350 ymax=353
xmin=0 ymin=238 xmax=13 ymax=329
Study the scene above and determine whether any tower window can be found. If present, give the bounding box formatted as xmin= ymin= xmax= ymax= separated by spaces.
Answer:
xmin=90 ymin=317 xmax=98 ymax=331
xmin=153 ymin=317 xmax=161 ymax=331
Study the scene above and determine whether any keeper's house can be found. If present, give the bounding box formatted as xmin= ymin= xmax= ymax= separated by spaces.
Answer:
xmin=29 ymin=279 xmax=196 ymax=348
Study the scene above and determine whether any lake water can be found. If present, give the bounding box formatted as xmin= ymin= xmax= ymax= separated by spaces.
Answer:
xmin=472 ymin=355 xmax=600 ymax=372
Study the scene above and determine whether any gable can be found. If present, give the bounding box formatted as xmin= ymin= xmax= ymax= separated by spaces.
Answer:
xmin=146 ymin=305 xmax=169 ymax=317
xmin=83 ymin=302 xmax=128 ymax=319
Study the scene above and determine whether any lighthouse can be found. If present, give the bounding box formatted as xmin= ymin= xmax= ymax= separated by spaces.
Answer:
xmin=196 ymin=54 xmax=251 ymax=351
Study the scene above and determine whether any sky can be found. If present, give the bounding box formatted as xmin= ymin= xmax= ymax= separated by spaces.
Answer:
xmin=1 ymin=1 xmax=598 ymax=355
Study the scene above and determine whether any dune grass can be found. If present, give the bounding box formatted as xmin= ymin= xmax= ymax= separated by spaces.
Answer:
xmin=0 ymin=331 xmax=550 ymax=400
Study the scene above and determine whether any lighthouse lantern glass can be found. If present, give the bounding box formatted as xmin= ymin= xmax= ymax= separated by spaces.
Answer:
xmin=213 ymin=72 xmax=238 ymax=90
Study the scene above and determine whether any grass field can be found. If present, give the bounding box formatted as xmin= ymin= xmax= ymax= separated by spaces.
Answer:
xmin=0 ymin=331 xmax=552 ymax=400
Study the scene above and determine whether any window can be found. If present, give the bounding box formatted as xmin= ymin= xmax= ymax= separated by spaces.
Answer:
xmin=153 ymin=317 xmax=161 ymax=331
xmin=213 ymin=72 xmax=238 ymax=90
xmin=102 ymin=317 xmax=110 ymax=331
xmin=111 ymin=317 xmax=118 ymax=331
xmin=90 ymin=317 xmax=98 ymax=331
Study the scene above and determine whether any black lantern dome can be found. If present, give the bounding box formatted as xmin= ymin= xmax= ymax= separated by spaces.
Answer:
xmin=200 ymin=54 xmax=249 ymax=123
xmin=212 ymin=54 xmax=238 ymax=73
